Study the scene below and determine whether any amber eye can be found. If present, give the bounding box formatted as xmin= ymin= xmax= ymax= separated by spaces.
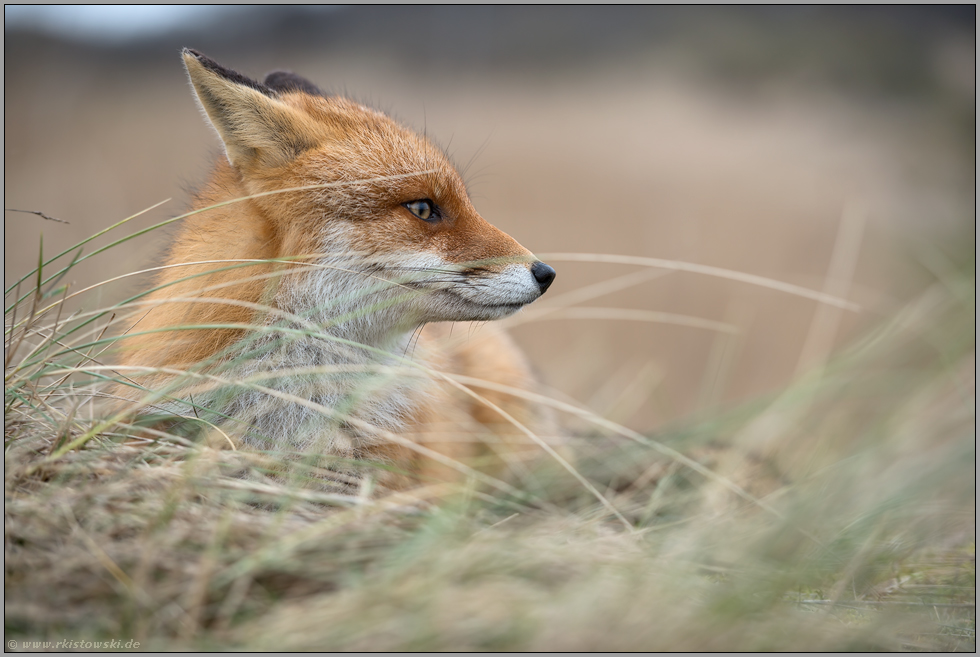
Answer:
xmin=404 ymin=199 xmax=438 ymax=222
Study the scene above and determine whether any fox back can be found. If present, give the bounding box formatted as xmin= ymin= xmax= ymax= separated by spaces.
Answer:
xmin=114 ymin=50 xmax=558 ymax=490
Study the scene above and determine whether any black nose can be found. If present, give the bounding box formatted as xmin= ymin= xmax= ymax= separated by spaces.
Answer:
xmin=530 ymin=261 xmax=556 ymax=293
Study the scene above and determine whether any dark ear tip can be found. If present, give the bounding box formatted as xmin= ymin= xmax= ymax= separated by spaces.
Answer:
xmin=182 ymin=48 xmax=223 ymax=74
xmin=182 ymin=50 xmax=274 ymax=97
xmin=263 ymin=70 xmax=325 ymax=97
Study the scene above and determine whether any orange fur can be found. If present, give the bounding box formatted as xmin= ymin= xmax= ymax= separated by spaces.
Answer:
xmin=113 ymin=50 xmax=559 ymax=491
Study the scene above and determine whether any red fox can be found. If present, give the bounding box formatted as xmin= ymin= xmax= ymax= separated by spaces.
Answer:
xmin=114 ymin=49 xmax=558 ymax=491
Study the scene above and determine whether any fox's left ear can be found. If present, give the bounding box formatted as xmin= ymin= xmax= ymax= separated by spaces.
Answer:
xmin=182 ymin=49 xmax=321 ymax=169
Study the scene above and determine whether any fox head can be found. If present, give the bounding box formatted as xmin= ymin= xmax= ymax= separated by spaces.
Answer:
xmin=181 ymin=49 xmax=554 ymax=343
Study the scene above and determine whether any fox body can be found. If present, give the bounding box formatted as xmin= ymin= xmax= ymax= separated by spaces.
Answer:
xmin=116 ymin=50 xmax=558 ymax=489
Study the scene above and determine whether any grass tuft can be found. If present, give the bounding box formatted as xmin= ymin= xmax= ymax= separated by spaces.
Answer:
xmin=4 ymin=202 xmax=974 ymax=651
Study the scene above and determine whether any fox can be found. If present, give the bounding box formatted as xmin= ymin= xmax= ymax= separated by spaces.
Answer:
xmin=112 ymin=49 xmax=560 ymax=492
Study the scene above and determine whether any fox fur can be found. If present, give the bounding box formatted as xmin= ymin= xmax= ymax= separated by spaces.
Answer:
xmin=113 ymin=49 xmax=559 ymax=491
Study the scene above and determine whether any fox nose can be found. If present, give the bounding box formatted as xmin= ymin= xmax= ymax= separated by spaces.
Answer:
xmin=530 ymin=261 xmax=556 ymax=293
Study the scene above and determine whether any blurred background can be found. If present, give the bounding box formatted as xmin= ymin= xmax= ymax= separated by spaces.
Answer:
xmin=5 ymin=6 xmax=975 ymax=433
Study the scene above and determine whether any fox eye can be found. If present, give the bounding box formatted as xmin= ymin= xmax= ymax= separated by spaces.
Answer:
xmin=404 ymin=199 xmax=439 ymax=222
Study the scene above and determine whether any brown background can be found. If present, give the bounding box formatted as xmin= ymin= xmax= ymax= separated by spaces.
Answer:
xmin=5 ymin=7 xmax=974 ymax=432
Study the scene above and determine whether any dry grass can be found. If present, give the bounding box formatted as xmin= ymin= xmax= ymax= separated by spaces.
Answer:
xmin=4 ymin=200 xmax=975 ymax=651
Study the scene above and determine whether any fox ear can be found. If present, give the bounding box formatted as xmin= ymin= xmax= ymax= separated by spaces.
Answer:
xmin=263 ymin=70 xmax=324 ymax=97
xmin=182 ymin=49 xmax=319 ymax=169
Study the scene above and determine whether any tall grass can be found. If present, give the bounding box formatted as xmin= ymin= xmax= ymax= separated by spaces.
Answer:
xmin=4 ymin=201 xmax=975 ymax=651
